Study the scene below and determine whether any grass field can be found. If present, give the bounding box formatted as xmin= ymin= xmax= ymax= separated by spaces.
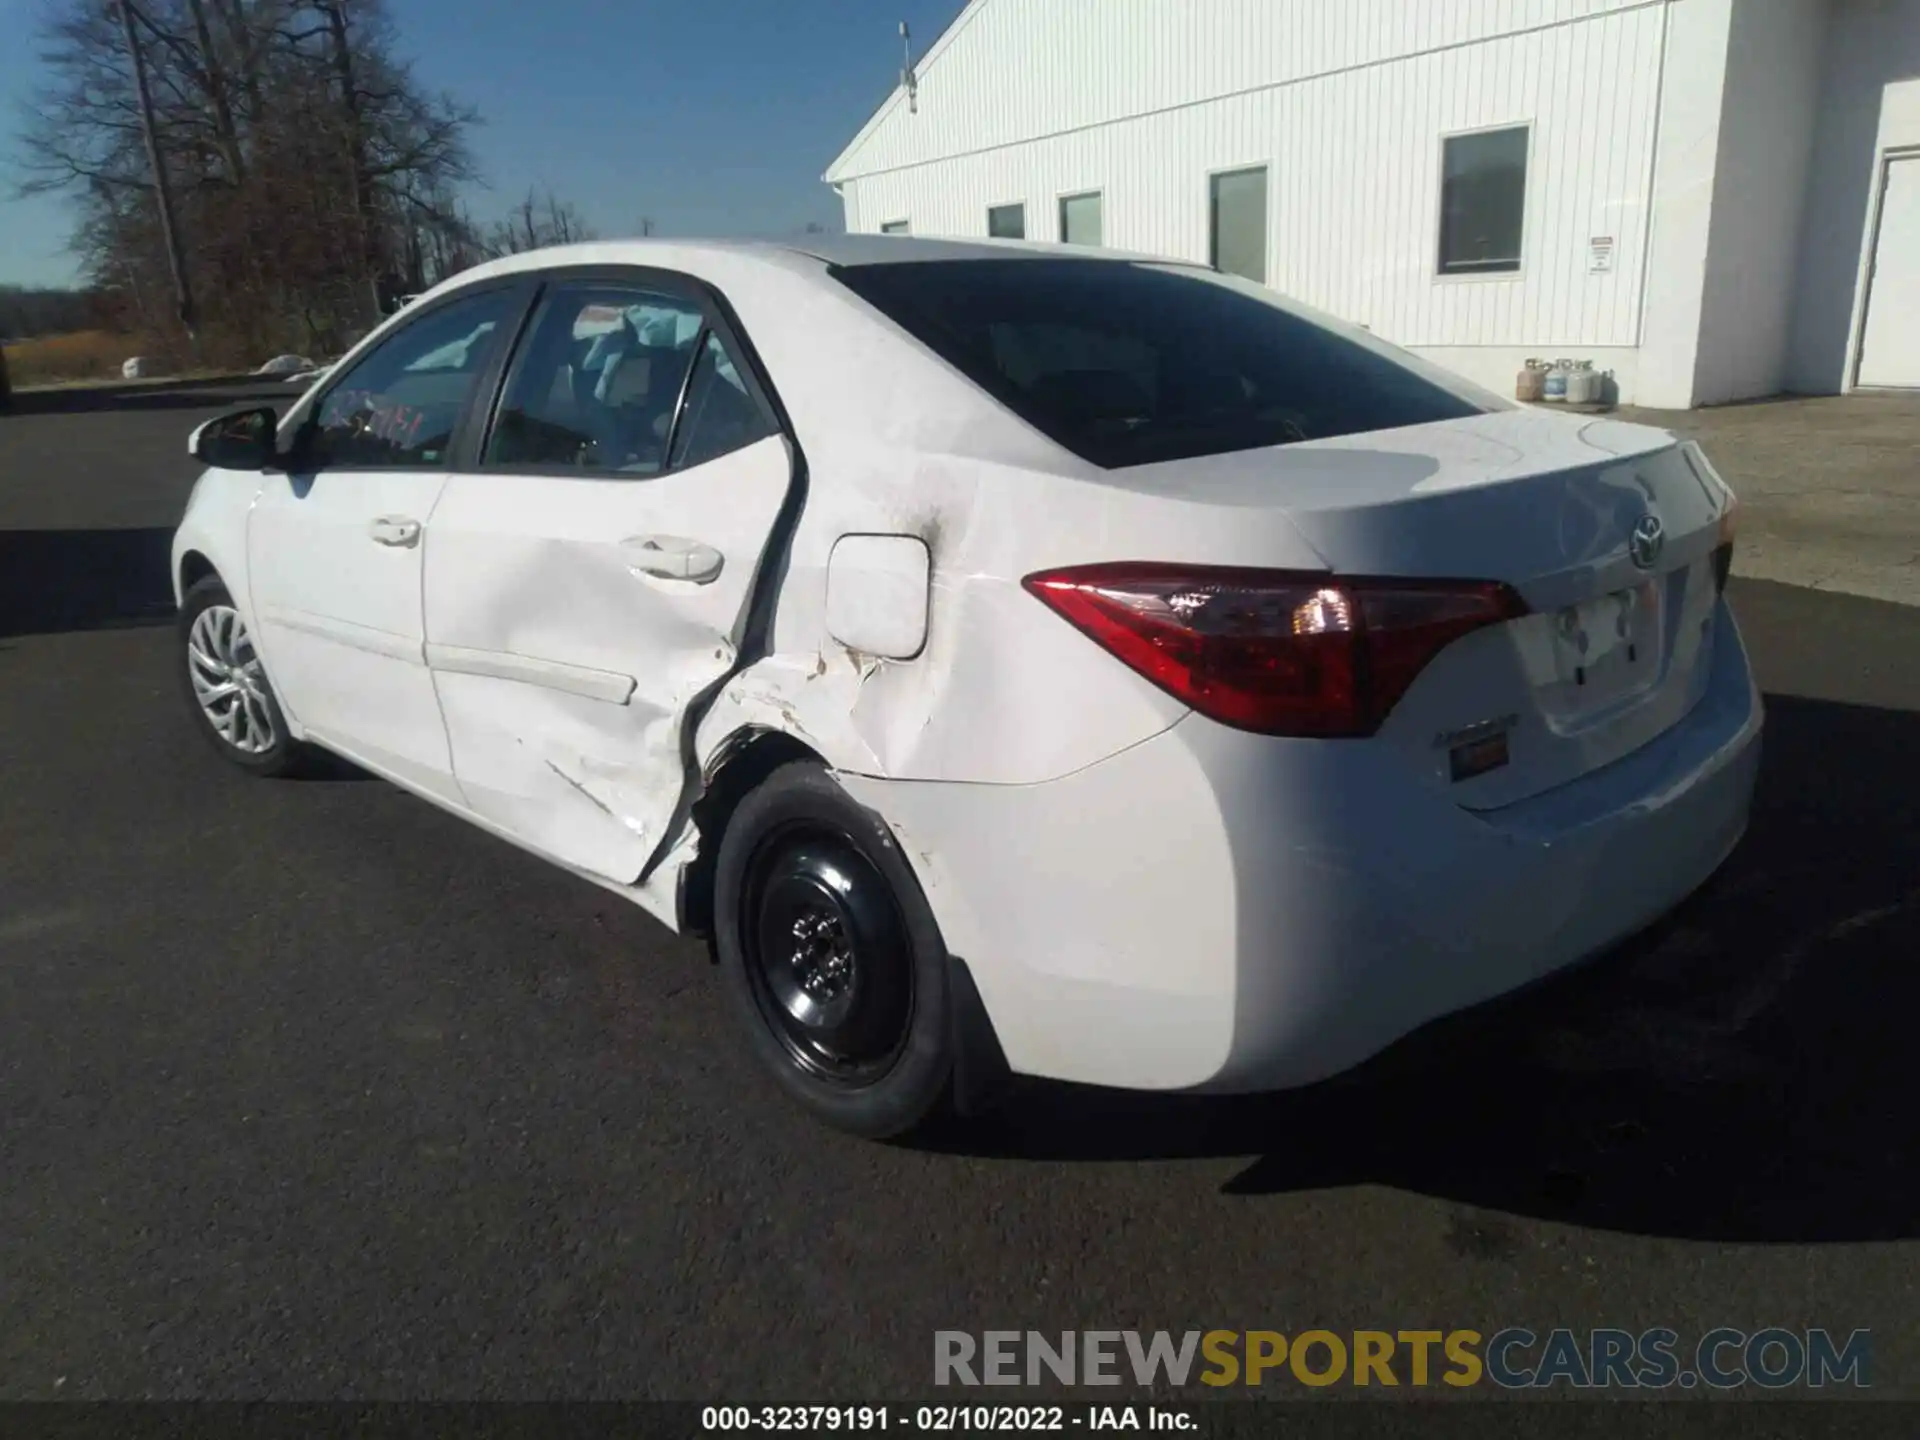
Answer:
xmin=1 ymin=330 xmax=171 ymax=387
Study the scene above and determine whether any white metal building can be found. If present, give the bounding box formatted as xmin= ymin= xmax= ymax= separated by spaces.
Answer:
xmin=825 ymin=0 xmax=1920 ymax=409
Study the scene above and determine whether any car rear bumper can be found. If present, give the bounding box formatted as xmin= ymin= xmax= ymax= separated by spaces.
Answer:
xmin=842 ymin=598 xmax=1764 ymax=1094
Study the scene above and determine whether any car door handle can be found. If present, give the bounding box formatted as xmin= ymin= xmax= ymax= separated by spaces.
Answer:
xmin=369 ymin=516 xmax=422 ymax=548
xmin=621 ymin=535 xmax=724 ymax=584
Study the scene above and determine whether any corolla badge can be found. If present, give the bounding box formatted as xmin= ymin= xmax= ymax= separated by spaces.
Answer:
xmin=1629 ymin=514 xmax=1665 ymax=570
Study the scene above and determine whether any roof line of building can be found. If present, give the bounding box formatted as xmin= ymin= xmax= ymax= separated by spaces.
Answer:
xmin=823 ymin=0 xmax=1670 ymax=187
xmin=823 ymin=0 xmax=997 ymax=184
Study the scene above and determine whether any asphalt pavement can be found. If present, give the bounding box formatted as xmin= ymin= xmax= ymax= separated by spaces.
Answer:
xmin=2 ymin=384 xmax=1918 ymax=1400
xmin=1619 ymin=392 xmax=1920 ymax=610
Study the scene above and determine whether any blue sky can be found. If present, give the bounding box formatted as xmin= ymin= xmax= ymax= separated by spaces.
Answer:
xmin=0 ymin=0 xmax=962 ymax=288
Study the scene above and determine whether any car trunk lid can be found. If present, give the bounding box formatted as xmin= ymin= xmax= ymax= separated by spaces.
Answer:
xmin=1113 ymin=409 xmax=1737 ymax=808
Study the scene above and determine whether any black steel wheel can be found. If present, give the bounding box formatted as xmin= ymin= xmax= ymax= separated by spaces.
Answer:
xmin=715 ymin=762 xmax=956 ymax=1137
xmin=741 ymin=825 xmax=916 ymax=1085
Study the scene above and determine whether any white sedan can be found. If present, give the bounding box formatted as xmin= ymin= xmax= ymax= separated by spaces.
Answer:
xmin=172 ymin=236 xmax=1762 ymax=1137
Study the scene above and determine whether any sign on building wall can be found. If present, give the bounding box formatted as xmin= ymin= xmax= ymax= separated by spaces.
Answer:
xmin=1588 ymin=236 xmax=1616 ymax=273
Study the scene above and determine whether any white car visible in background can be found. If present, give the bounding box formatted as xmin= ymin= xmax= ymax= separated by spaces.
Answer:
xmin=171 ymin=236 xmax=1761 ymax=1138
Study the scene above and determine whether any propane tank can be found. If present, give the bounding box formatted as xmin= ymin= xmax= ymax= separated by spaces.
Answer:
xmin=1563 ymin=360 xmax=1589 ymax=404
xmin=1542 ymin=359 xmax=1571 ymax=403
xmin=1515 ymin=359 xmax=1547 ymax=403
xmin=1567 ymin=360 xmax=1602 ymax=405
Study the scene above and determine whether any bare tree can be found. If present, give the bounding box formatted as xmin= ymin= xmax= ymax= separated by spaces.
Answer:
xmin=483 ymin=186 xmax=596 ymax=257
xmin=15 ymin=0 xmax=501 ymax=360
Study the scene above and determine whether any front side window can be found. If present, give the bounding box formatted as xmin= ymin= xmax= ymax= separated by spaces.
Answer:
xmin=484 ymin=285 xmax=706 ymax=474
xmin=1059 ymin=192 xmax=1102 ymax=247
xmin=832 ymin=259 xmax=1486 ymax=469
xmin=1439 ymin=126 xmax=1528 ymax=275
xmin=1209 ymin=167 xmax=1268 ymax=284
xmin=987 ymin=203 xmax=1026 ymax=240
xmin=302 ymin=287 xmax=518 ymax=469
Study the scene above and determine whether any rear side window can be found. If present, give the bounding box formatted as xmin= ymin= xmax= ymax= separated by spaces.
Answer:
xmin=669 ymin=331 xmax=780 ymax=471
xmin=830 ymin=260 xmax=1486 ymax=469
xmin=485 ymin=284 xmax=706 ymax=475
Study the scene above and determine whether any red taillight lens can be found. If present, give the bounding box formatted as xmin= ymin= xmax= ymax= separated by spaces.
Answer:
xmin=1022 ymin=563 xmax=1528 ymax=738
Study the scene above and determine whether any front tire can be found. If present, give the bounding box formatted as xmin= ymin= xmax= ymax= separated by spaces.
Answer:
xmin=177 ymin=575 xmax=305 ymax=777
xmin=714 ymin=761 xmax=955 ymax=1139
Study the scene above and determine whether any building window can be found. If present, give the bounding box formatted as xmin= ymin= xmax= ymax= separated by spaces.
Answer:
xmin=1059 ymin=191 xmax=1102 ymax=247
xmin=881 ymin=219 xmax=910 ymax=235
xmin=987 ymin=203 xmax=1025 ymax=239
xmin=1439 ymin=126 xmax=1528 ymax=275
xmin=1209 ymin=167 xmax=1268 ymax=284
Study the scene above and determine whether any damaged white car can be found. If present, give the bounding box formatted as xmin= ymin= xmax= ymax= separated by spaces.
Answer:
xmin=172 ymin=236 xmax=1762 ymax=1138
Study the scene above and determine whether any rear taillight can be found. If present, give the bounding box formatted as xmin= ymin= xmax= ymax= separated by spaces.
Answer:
xmin=1022 ymin=563 xmax=1528 ymax=738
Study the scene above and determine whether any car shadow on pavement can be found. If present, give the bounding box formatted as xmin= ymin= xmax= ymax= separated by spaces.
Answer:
xmin=1 ymin=526 xmax=384 ymax=785
xmin=938 ymin=692 xmax=1920 ymax=1245
xmin=0 ymin=527 xmax=178 ymax=639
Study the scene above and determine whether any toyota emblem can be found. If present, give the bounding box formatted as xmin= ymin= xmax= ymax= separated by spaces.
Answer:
xmin=1629 ymin=514 xmax=1665 ymax=570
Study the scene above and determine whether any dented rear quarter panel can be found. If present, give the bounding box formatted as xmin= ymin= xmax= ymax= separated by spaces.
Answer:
xmin=688 ymin=251 xmax=1338 ymax=790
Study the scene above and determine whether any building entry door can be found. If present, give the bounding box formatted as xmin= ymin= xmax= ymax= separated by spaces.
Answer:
xmin=1857 ymin=154 xmax=1920 ymax=389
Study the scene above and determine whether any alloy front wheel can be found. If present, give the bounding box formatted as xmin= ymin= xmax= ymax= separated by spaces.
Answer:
xmin=187 ymin=603 xmax=278 ymax=755
xmin=177 ymin=574 xmax=304 ymax=776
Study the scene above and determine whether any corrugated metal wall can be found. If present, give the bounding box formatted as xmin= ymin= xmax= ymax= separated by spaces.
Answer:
xmin=834 ymin=0 xmax=1671 ymax=350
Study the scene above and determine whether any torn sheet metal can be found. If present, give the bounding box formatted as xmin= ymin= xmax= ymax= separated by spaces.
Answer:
xmin=433 ymin=672 xmax=698 ymax=881
xmin=695 ymin=649 xmax=887 ymax=781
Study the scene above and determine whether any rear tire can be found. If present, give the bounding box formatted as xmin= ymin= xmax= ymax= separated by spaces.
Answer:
xmin=177 ymin=575 xmax=308 ymax=777
xmin=714 ymin=761 xmax=956 ymax=1139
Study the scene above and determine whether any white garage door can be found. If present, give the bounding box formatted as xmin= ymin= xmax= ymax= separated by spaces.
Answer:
xmin=1857 ymin=155 xmax=1920 ymax=390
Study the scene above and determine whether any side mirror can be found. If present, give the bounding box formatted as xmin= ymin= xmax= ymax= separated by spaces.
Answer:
xmin=189 ymin=406 xmax=280 ymax=470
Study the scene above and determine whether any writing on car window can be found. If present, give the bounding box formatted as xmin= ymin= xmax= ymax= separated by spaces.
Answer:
xmin=305 ymin=289 xmax=517 ymax=470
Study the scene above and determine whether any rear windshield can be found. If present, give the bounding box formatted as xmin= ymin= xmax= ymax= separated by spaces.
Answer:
xmin=830 ymin=259 xmax=1487 ymax=469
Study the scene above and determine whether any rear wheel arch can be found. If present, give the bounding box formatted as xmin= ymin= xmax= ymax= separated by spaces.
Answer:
xmin=709 ymin=753 xmax=962 ymax=1138
xmin=680 ymin=727 xmax=827 ymax=939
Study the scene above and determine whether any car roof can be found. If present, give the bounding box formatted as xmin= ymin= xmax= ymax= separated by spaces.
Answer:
xmin=778 ymin=233 xmax=1190 ymax=268
xmin=453 ymin=233 xmax=1194 ymax=287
